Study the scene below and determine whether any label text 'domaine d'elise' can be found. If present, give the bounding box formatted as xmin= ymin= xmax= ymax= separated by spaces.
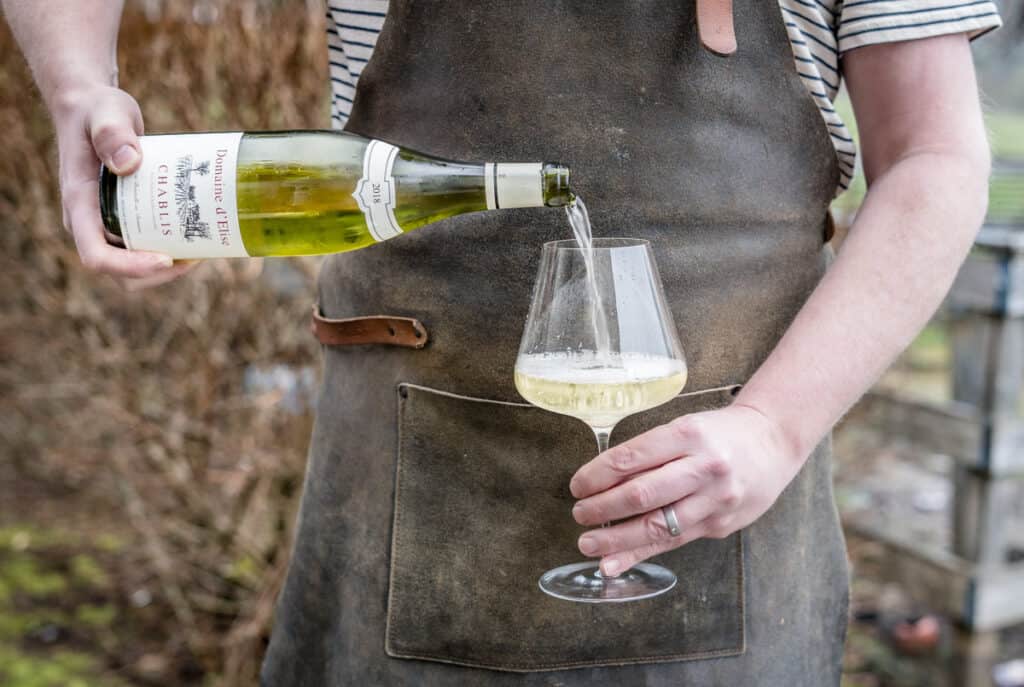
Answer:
xmin=214 ymin=148 xmax=231 ymax=246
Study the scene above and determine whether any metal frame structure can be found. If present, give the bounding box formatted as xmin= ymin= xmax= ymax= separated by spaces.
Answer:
xmin=845 ymin=227 xmax=1024 ymax=684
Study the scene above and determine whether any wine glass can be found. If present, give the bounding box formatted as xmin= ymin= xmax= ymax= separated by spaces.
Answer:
xmin=515 ymin=237 xmax=688 ymax=603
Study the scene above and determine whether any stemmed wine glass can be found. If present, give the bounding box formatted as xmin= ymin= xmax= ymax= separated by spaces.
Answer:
xmin=515 ymin=238 xmax=688 ymax=603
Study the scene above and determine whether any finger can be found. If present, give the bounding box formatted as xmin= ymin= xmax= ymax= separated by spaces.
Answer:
xmin=598 ymin=512 xmax=728 ymax=578
xmin=577 ymin=492 xmax=718 ymax=558
xmin=570 ymin=414 xmax=704 ymax=498
xmin=122 ymin=260 xmax=201 ymax=291
xmin=572 ymin=456 xmax=705 ymax=526
xmin=66 ymin=180 xmax=174 ymax=278
xmin=86 ymin=94 xmax=144 ymax=175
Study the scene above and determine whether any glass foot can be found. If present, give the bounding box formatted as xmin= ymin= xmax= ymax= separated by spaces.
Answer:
xmin=538 ymin=561 xmax=676 ymax=603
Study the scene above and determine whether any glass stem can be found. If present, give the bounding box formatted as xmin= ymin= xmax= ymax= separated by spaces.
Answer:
xmin=593 ymin=426 xmax=614 ymax=532
xmin=593 ymin=427 xmax=611 ymax=455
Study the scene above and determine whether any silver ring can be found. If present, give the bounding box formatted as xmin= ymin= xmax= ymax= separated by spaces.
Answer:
xmin=661 ymin=504 xmax=681 ymax=537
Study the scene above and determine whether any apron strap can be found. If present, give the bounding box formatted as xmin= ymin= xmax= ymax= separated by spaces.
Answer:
xmin=311 ymin=304 xmax=429 ymax=349
xmin=696 ymin=0 xmax=737 ymax=56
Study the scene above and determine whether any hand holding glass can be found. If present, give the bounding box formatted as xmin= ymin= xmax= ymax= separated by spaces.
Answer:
xmin=515 ymin=238 xmax=688 ymax=602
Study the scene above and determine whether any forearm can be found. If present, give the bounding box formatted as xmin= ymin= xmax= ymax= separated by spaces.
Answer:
xmin=736 ymin=150 xmax=989 ymax=459
xmin=2 ymin=0 xmax=125 ymax=110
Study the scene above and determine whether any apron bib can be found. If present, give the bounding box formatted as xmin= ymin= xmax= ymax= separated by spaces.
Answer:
xmin=262 ymin=1 xmax=849 ymax=684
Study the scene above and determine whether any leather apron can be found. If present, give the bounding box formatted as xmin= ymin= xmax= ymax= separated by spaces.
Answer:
xmin=261 ymin=1 xmax=849 ymax=684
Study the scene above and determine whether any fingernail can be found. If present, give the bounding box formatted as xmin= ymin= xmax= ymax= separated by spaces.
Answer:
xmin=569 ymin=479 xmax=581 ymax=498
xmin=153 ymin=255 xmax=173 ymax=268
xmin=578 ymin=535 xmax=597 ymax=555
xmin=603 ymin=559 xmax=621 ymax=577
xmin=572 ymin=503 xmax=584 ymax=521
xmin=109 ymin=145 xmax=139 ymax=173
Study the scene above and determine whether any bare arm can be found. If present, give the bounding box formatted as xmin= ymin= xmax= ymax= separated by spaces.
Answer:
xmin=3 ymin=0 xmax=196 ymax=286
xmin=736 ymin=33 xmax=990 ymax=457
xmin=568 ymin=33 xmax=991 ymax=574
xmin=3 ymin=0 xmax=124 ymax=111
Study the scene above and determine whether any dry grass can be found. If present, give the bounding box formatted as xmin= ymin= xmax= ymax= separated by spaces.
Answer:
xmin=1 ymin=2 xmax=329 ymax=683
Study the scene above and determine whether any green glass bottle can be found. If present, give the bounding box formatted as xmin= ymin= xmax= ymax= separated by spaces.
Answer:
xmin=99 ymin=130 xmax=573 ymax=258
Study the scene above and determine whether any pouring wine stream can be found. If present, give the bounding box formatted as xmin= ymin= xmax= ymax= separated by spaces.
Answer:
xmin=565 ymin=197 xmax=612 ymax=361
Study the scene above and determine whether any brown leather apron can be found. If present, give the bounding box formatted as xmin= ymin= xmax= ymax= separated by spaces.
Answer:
xmin=261 ymin=1 xmax=848 ymax=684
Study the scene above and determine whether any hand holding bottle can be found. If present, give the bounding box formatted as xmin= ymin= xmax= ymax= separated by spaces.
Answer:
xmin=54 ymin=85 xmax=196 ymax=289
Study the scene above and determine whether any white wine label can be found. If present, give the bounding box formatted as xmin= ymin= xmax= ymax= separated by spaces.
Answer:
xmin=352 ymin=139 xmax=402 ymax=242
xmin=485 ymin=162 xmax=544 ymax=210
xmin=117 ymin=133 xmax=248 ymax=258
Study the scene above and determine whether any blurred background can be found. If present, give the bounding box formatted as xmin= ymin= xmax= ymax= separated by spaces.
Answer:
xmin=0 ymin=1 xmax=1023 ymax=685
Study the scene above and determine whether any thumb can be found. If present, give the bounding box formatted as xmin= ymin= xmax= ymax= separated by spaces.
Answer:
xmin=86 ymin=95 xmax=144 ymax=176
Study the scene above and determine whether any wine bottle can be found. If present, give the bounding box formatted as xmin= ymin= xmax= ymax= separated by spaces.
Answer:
xmin=99 ymin=130 xmax=573 ymax=258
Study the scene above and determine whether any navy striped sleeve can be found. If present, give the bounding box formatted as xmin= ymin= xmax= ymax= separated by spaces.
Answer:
xmin=837 ymin=0 xmax=1002 ymax=53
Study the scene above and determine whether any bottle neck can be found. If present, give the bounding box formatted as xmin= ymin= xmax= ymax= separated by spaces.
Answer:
xmin=541 ymin=162 xmax=573 ymax=208
xmin=483 ymin=162 xmax=572 ymax=210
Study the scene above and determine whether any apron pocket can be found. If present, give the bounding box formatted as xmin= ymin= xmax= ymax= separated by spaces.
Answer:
xmin=385 ymin=382 xmax=746 ymax=672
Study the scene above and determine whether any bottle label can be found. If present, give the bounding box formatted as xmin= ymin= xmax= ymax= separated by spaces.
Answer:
xmin=484 ymin=162 xmax=544 ymax=210
xmin=352 ymin=139 xmax=403 ymax=242
xmin=117 ymin=133 xmax=248 ymax=258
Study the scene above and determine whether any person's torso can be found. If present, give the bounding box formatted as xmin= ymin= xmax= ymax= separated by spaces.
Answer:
xmin=262 ymin=4 xmax=849 ymax=683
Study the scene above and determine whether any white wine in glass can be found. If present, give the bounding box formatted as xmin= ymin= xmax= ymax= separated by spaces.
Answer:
xmin=515 ymin=237 xmax=688 ymax=602
xmin=514 ymin=351 xmax=686 ymax=431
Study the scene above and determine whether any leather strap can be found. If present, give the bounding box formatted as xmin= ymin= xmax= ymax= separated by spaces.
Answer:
xmin=696 ymin=0 xmax=737 ymax=56
xmin=311 ymin=305 xmax=429 ymax=348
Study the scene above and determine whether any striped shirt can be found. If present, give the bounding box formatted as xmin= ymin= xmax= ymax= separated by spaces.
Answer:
xmin=326 ymin=1 xmax=1002 ymax=195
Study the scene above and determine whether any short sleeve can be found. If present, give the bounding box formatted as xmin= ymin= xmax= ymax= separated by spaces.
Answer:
xmin=836 ymin=0 xmax=1002 ymax=54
